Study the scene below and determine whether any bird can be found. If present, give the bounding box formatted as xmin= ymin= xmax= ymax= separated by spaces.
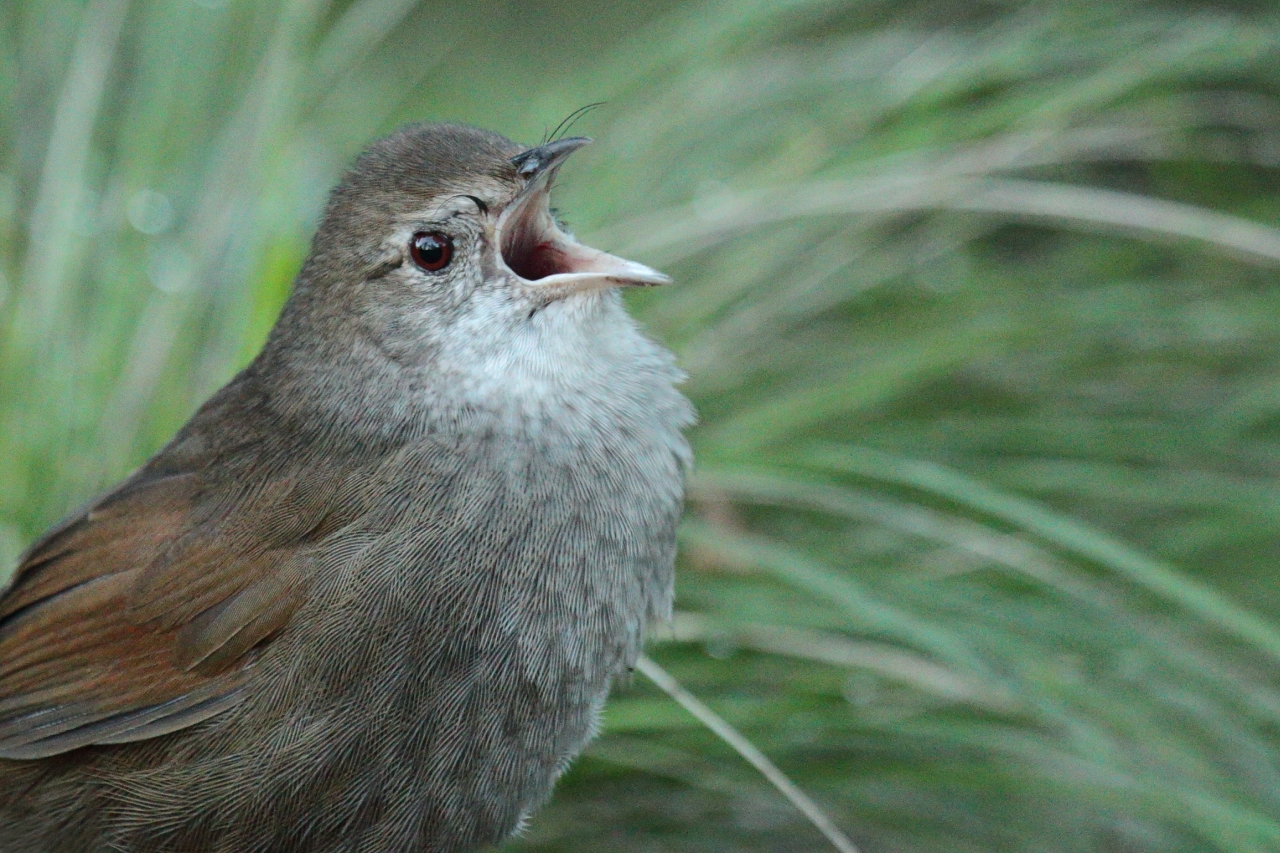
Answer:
xmin=0 ymin=123 xmax=693 ymax=852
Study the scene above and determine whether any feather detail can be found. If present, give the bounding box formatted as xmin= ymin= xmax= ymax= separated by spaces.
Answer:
xmin=0 ymin=427 xmax=357 ymax=759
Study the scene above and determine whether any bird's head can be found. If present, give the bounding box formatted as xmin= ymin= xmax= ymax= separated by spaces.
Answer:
xmin=264 ymin=123 xmax=682 ymax=428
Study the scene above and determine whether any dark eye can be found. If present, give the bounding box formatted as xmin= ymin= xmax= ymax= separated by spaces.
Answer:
xmin=410 ymin=231 xmax=454 ymax=272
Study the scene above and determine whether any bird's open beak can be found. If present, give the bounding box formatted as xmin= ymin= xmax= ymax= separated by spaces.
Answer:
xmin=497 ymin=137 xmax=671 ymax=299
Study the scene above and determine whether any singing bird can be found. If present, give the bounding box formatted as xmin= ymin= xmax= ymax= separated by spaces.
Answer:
xmin=0 ymin=124 xmax=693 ymax=852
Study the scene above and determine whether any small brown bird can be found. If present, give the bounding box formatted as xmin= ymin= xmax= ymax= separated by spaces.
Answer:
xmin=0 ymin=124 xmax=692 ymax=852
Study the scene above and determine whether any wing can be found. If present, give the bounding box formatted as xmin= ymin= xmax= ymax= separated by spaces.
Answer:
xmin=0 ymin=413 xmax=362 ymax=760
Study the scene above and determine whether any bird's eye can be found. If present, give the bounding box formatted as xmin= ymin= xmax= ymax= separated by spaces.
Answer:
xmin=409 ymin=231 xmax=454 ymax=272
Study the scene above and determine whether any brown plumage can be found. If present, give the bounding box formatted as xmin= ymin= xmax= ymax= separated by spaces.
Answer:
xmin=0 ymin=123 xmax=692 ymax=852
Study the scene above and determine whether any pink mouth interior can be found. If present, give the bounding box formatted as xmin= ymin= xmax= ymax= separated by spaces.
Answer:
xmin=498 ymin=182 xmax=667 ymax=288
xmin=501 ymin=202 xmax=576 ymax=281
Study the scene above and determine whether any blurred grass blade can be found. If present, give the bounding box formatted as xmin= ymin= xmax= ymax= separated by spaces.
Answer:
xmin=662 ymin=611 xmax=1020 ymax=712
xmin=679 ymin=518 xmax=990 ymax=674
xmin=807 ymin=444 xmax=1280 ymax=661
xmin=610 ymin=174 xmax=1280 ymax=267
xmin=704 ymin=321 xmax=1008 ymax=456
xmin=952 ymin=179 xmax=1280 ymax=265
xmin=693 ymin=465 xmax=1280 ymax=722
xmin=305 ymin=0 xmax=426 ymax=104
xmin=635 ymin=655 xmax=862 ymax=853
xmin=15 ymin=0 xmax=130 ymax=340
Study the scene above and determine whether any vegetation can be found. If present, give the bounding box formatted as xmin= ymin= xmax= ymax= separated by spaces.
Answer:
xmin=5 ymin=0 xmax=1280 ymax=850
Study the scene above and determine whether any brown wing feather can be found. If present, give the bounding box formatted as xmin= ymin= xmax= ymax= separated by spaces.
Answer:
xmin=0 ymin=432 xmax=352 ymax=760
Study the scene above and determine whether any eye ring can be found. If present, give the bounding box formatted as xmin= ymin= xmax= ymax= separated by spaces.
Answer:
xmin=409 ymin=231 xmax=454 ymax=272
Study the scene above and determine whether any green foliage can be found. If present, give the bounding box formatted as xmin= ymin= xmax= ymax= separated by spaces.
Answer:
xmin=6 ymin=0 xmax=1280 ymax=850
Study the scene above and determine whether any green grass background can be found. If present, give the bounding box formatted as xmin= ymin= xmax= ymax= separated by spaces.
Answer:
xmin=6 ymin=0 xmax=1280 ymax=850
